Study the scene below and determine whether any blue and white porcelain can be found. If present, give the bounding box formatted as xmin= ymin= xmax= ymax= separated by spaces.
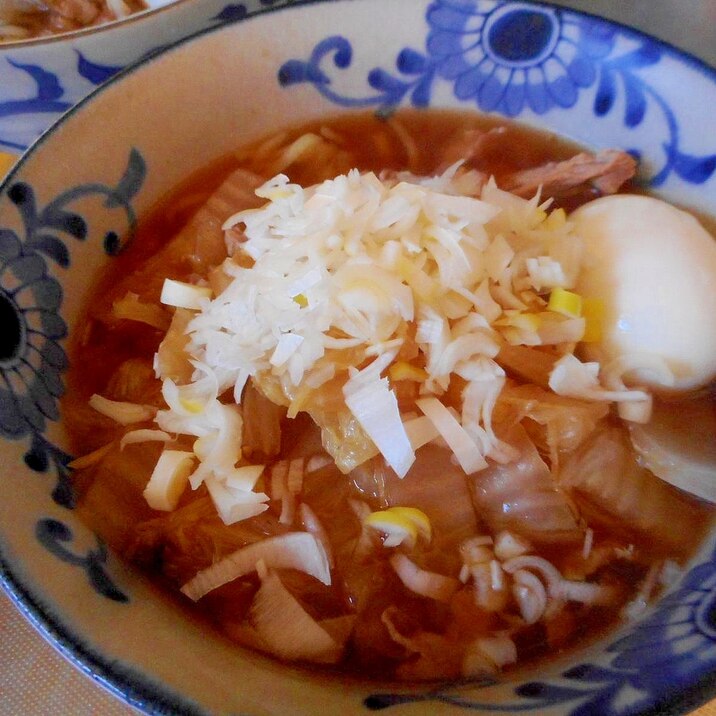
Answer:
xmin=0 ymin=0 xmax=298 ymax=153
xmin=1 ymin=1 xmax=715 ymax=714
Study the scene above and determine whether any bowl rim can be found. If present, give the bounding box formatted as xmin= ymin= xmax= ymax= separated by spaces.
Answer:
xmin=0 ymin=0 xmax=191 ymax=49
xmin=1 ymin=1 xmax=716 ymax=714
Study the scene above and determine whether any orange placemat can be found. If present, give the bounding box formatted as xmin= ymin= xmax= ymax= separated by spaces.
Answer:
xmin=0 ymin=152 xmax=15 ymax=177
xmin=0 ymin=588 xmax=136 ymax=715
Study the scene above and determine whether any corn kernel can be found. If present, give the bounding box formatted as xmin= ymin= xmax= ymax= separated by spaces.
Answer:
xmin=544 ymin=207 xmax=567 ymax=230
xmin=548 ymin=287 xmax=582 ymax=318
xmin=533 ymin=208 xmax=548 ymax=225
xmin=388 ymin=507 xmax=432 ymax=541
xmin=180 ymin=398 xmax=204 ymax=414
xmin=364 ymin=506 xmax=432 ymax=548
xmin=389 ymin=361 xmax=428 ymax=382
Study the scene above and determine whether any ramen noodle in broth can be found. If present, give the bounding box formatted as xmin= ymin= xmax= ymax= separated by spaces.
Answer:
xmin=65 ymin=110 xmax=716 ymax=680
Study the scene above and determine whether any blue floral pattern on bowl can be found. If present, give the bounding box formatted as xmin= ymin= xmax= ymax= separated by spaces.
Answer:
xmin=0 ymin=147 xmax=145 ymax=599
xmin=0 ymin=0 xmax=297 ymax=153
xmin=279 ymin=0 xmax=716 ymax=187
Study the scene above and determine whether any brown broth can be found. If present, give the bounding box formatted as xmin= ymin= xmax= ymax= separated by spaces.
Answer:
xmin=65 ymin=109 xmax=716 ymax=681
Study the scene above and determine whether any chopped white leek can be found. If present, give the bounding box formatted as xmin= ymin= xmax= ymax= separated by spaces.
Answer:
xmin=180 ymin=532 xmax=331 ymax=601
xmin=299 ymin=503 xmax=335 ymax=569
xmin=416 ymin=397 xmax=487 ymax=474
xmin=549 ymin=354 xmax=649 ymax=403
xmin=89 ymin=394 xmax=157 ymax=426
xmin=270 ymin=333 xmax=305 ymax=367
xmin=389 ymin=554 xmax=460 ymax=602
xmin=144 ymin=450 xmax=195 ymax=511
xmin=554 ymin=579 xmax=616 ymax=605
xmin=402 ymin=415 xmax=440 ymax=451
xmin=204 ymin=475 xmax=268 ymax=525
xmin=525 ymin=256 xmax=567 ymax=290
xmin=249 ymin=570 xmax=342 ymax=664
xmin=582 ymin=528 xmax=594 ymax=560
xmin=120 ymin=429 xmax=172 ymax=450
xmin=493 ymin=531 xmax=532 ymax=561
xmin=512 ymin=569 xmax=547 ymax=624
xmin=224 ymin=464 xmax=265 ymax=492
xmin=501 ymin=554 xmax=563 ymax=593
xmin=148 ymin=168 xmax=592 ymax=525
xmin=306 ymin=454 xmax=333 ymax=473
xmin=344 ymin=375 xmax=414 ymax=478
xmin=473 ymin=635 xmax=518 ymax=669
xmin=160 ymin=278 xmax=212 ymax=310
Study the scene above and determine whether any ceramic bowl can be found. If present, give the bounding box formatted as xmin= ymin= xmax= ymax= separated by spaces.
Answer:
xmin=1 ymin=1 xmax=716 ymax=714
xmin=0 ymin=0 xmax=286 ymax=153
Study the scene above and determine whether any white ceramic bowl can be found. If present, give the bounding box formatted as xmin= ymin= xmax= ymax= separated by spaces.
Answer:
xmin=1 ymin=1 xmax=715 ymax=714
xmin=0 ymin=0 xmax=287 ymax=152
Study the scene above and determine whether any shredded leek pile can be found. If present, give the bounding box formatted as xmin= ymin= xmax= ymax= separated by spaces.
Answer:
xmin=144 ymin=166 xmax=649 ymax=522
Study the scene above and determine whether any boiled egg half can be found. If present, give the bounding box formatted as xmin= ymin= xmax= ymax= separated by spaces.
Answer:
xmin=572 ymin=194 xmax=716 ymax=393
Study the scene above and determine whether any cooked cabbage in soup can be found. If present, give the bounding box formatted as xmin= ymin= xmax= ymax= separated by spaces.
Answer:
xmin=0 ymin=0 xmax=146 ymax=40
xmin=65 ymin=110 xmax=716 ymax=680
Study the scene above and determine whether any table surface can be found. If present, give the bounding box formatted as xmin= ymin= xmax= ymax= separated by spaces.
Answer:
xmin=1 ymin=1 xmax=716 ymax=714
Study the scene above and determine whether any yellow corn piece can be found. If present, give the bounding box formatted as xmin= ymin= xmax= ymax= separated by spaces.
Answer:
xmin=544 ymin=207 xmax=567 ymax=231
xmin=364 ymin=506 xmax=432 ymax=548
xmin=581 ymin=297 xmax=605 ymax=343
xmin=180 ymin=398 xmax=205 ymax=414
xmin=389 ymin=361 xmax=428 ymax=382
xmin=293 ymin=293 xmax=308 ymax=308
xmin=389 ymin=507 xmax=432 ymax=542
xmin=533 ymin=208 xmax=548 ymax=225
xmin=548 ymin=287 xmax=582 ymax=318
xmin=364 ymin=510 xmax=417 ymax=548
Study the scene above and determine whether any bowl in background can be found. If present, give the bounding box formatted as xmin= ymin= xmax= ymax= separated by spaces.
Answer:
xmin=1 ymin=1 xmax=715 ymax=714
xmin=0 ymin=0 xmax=299 ymax=154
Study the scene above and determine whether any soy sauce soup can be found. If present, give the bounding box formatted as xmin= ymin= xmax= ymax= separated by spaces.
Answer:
xmin=65 ymin=109 xmax=715 ymax=680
